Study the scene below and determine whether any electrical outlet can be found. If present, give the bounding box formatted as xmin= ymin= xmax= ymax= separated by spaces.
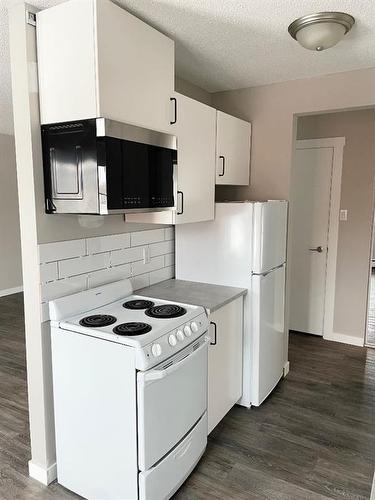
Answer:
xmin=340 ymin=209 xmax=348 ymax=221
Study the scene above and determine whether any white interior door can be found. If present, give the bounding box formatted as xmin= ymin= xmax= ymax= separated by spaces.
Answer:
xmin=289 ymin=146 xmax=333 ymax=336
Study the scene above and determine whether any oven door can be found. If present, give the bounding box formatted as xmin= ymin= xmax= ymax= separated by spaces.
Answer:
xmin=137 ymin=335 xmax=208 ymax=471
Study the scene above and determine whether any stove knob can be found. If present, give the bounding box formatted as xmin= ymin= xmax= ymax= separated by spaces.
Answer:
xmin=176 ymin=330 xmax=185 ymax=341
xmin=168 ymin=334 xmax=177 ymax=346
xmin=151 ymin=343 xmax=162 ymax=357
xmin=191 ymin=321 xmax=198 ymax=333
xmin=184 ymin=325 xmax=192 ymax=337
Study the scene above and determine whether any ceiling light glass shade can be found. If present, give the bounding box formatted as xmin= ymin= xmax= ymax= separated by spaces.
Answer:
xmin=296 ymin=22 xmax=346 ymax=51
xmin=288 ymin=12 xmax=355 ymax=51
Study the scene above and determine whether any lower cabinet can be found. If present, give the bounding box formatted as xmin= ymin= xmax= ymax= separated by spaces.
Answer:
xmin=207 ymin=297 xmax=244 ymax=434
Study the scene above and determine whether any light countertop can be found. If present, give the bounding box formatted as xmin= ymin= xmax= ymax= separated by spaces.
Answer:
xmin=138 ymin=279 xmax=247 ymax=314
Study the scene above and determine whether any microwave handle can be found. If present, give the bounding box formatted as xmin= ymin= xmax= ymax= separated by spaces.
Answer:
xmin=139 ymin=336 xmax=209 ymax=383
xmin=177 ymin=190 xmax=184 ymax=215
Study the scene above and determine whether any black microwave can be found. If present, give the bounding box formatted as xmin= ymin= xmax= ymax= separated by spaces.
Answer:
xmin=41 ymin=118 xmax=177 ymax=215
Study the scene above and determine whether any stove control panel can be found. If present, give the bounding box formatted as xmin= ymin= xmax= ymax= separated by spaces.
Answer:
xmin=136 ymin=312 xmax=209 ymax=370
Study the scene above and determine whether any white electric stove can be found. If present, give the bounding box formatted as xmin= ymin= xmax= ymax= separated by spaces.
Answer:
xmin=49 ymin=279 xmax=209 ymax=500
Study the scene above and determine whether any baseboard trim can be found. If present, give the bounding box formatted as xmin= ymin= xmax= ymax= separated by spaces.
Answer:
xmin=28 ymin=460 xmax=57 ymax=485
xmin=324 ymin=332 xmax=364 ymax=347
xmin=283 ymin=361 xmax=290 ymax=377
xmin=0 ymin=285 xmax=23 ymax=297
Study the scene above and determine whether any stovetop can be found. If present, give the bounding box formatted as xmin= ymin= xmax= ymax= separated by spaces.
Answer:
xmin=58 ymin=294 xmax=205 ymax=348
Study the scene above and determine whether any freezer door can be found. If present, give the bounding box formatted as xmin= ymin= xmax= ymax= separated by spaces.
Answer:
xmin=251 ymin=264 xmax=285 ymax=406
xmin=176 ymin=202 xmax=253 ymax=287
xmin=252 ymin=201 xmax=288 ymax=274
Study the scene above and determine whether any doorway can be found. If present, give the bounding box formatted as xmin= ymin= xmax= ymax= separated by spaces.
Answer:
xmin=289 ymin=137 xmax=344 ymax=339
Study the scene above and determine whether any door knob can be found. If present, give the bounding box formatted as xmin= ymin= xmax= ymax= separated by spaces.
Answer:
xmin=309 ymin=246 xmax=323 ymax=253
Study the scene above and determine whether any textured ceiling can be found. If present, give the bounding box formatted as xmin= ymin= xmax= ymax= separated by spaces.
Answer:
xmin=1 ymin=0 xmax=375 ymax=134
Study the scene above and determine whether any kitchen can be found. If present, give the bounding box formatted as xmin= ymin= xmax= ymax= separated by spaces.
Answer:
xmin=1 ymin=0 xmax=375 ymax=499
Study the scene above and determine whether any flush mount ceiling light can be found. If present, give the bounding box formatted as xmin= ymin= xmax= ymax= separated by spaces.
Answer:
xmin=288 ymin=12 xmax=355 ymax=51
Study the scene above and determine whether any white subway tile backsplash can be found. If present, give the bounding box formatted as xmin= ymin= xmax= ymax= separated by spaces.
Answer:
xmin=40 ymin=262 xmax=58 ymax=283
xmin=131 ymin=229 xmax=165 ymax=247
xmin=131 ymin=256 xmax=164 ymax=277
xmin=59 ymin=253 xmax=110 ymax=279
xmin=87 ymin=233 xmax=130 ymax=254
xmin=41 ymin=276 xmax=87 ymax=302
xmin=38 ymin=228 xmax=175 ymax=306
xmin=39 ymin=239 xmax=86 ymax=263
xmin=164 ymin=253 xmax=175 ymax=267
xmin=131 ymin=274 xmax=150 ymax=291
xmin=88 ymin=264 xmax=131 ymax=288
xmin=165 ymin=227 xmax=174 ymax=241
xmin=150 ymin=240 xmax=174 ymax=257
xmin=111 ymin=246 xmax=144 ymax=266
xmin=150 ymin=266 xmax=174 ymax=286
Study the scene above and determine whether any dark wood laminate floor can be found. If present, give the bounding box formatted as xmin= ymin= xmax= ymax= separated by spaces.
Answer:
xmin=0 ymin=293 xmax=374 ymax=500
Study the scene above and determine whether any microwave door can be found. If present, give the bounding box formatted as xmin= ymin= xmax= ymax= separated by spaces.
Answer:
xmin=122 ymin=141 xmax=150 ymax=210
xmin=149 ymin=147 xmax=175 ymax=209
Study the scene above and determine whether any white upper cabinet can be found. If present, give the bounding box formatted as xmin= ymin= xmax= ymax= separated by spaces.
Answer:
xmin=216 ymin=111 xmax=251 ymax=185
xmin=126 ymin=92 xmax=216 ymax=225
xmin=172 ymin=93 xmax=216 ymax=224
xmin=36 ymin=0 xmax=174 ymax=132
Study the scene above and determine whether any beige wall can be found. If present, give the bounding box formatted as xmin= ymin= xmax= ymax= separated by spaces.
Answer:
xmin=175 ymin=77 xmax=212 ymax=106
xmin=0 ymin=133 xmax=22 ymax=292
xmin=297 ymin=110 xmax=375 ymax=339
xmin=211 ymin=68 xmax=375 ymax=203
xmin=212 ymin=67 xmax=375 ymax=351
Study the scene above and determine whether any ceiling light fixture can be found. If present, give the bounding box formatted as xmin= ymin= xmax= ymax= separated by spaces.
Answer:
xmin=288 ymin=12 xmax=355 ymax=51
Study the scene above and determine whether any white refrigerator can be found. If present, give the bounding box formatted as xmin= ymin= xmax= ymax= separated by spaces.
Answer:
xmin=176 ymin=201 xmax=288 ymax=407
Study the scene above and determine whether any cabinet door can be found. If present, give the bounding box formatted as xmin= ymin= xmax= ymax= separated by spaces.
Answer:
xmin=172 ymin=93 xmax=216 ymax=224
xmin=216 ymin=111 xmax=251 ymax=185
xmin=208 ymin=297 xmax=243 ymax=434
xmin=96 ymin=0 xmax=174 ymax=133
xmin=126 ymin=93 xmax=216 ymax=225
xmin=37 ymin=0 xmax=174 ymax=131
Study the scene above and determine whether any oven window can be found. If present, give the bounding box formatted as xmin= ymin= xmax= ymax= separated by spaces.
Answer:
xmin=122 ymin=140 xmax=175 ymax=209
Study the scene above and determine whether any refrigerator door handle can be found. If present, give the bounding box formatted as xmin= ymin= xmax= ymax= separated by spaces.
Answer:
xmin=252 ymin=262 xmax=285 ymax=277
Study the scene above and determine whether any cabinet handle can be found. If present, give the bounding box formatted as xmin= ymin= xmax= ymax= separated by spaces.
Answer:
xmin=219 ymin=156 xmax=225 ymax=177
xmin=170 ymin=97 xmax=177 ymax=125
xmin=210 ymin=321 xmax=217 ymax=345
xmin=177 ymin=190 xmax=184 ymax=215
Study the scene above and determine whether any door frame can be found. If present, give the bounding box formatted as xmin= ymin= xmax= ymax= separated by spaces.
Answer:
xmin=294 ymin=137 xmax=345 ymax=340
xmin=365 ymin=179 xmax=375 ymax=348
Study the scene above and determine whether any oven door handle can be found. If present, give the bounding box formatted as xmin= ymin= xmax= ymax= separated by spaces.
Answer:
xmin=140 ymin=336 xmax=209 ymax=383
